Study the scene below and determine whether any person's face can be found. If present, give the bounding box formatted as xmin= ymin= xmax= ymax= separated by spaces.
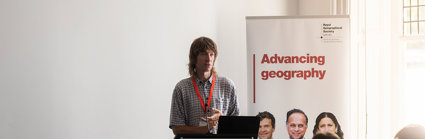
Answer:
xmin=195 ymin=49 xmax=215 ymax=73
xmin=317 ymin=117 xmax=337 ymax=134
xmin=286 ymin=113 xmax=307 ymax=139
xmin=259 ymin=118 xmax=275 ymax=139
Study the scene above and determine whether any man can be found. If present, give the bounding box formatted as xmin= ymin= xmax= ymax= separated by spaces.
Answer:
xmin=286 ymin=109 xmax=308 ymax=139
xmin=257 ymin=111 xmax=275 ymax=139
xmin=313 ymin=132 xmax=340 ymax=139
xmin=394 ymin=124 xmax=425 ymax=139
xmin=169 ymin=36 xmax=240 ymax=135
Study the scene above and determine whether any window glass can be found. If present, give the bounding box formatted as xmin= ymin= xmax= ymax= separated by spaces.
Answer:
xmin=420 ymin=22 xmax=425 ymax=34
xmin=412 ymin=0 xmax=418 ymax=6
xmin=420 ymin=0 xmax=425 ymax=5
xmin=412 ymin=7 xmax=418 ymax=21
xmin=405 ymin=23 xmax=411 ymax=35
xmin=412 ymin=22 xmax=419 ymax=35
xmin=419 ymin=6 xmax=425 ymax=20
xmin=404 ymin=8 xmax=411 ymax=21
xmin=405 ymin=0 xmax=411 ymax=6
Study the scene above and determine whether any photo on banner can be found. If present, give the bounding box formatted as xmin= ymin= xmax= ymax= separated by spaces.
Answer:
xmin=246 ymin=16 xmax=350 ymax=139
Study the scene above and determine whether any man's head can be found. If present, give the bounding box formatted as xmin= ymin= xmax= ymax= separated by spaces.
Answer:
xmin=257 ymin=111 xmax=275 ymax=139
xmin=312 ymin=132 xmax=340 ymax=139
xmin=188 ymin=36 xmax=218 ymax=77
xmin=286 ymin=109 xmax=308 ymax=139
xmin=395 ymin=124 xmax=425 ymax=139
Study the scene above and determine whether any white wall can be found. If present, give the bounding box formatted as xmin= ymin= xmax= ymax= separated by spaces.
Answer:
xmin=299 ymin=0 xmax=332 ymax=15
xmin=246 ymin=0 xmax=298 ymax=16
xmin=0 ymin=0 xmax=217 ymax=138
xmin=298 ymin=0 xmax=348 ymax=15
xmin=0 ymin=0 xmax=300 ymax=138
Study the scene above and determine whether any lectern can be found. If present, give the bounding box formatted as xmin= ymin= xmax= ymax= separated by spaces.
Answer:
xmin=175 ymin=116 xmax=260 ymax=139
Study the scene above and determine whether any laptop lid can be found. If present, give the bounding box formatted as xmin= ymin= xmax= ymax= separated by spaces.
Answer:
xmin=217 ymin=116 xmax=260 ymax=136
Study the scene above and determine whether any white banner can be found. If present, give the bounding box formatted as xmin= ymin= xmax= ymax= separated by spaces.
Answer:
xmin=246 ymin=16 xmax=350 ymax=139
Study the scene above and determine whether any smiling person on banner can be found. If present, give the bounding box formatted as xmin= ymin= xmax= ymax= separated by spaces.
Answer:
xmin=286 ymin=109 xmax=308 ymax=139
xmin=169 ymin=36 xmax=240 ymax=135
xmin=257 ymin=111 xmax=276 ymax=139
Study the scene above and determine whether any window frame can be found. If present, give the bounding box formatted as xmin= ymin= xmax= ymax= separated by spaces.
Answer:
xmin=403 ymin=0 xmax=425 ymax=36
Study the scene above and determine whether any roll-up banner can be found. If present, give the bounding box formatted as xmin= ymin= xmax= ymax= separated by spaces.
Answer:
xmin=246 ymin=16 xmax=350 ymax=139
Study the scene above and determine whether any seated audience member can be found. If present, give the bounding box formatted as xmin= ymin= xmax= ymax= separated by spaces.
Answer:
xmin=395 ymin=124 xmax=425 ymax=139
xmin=257 ymin=111 xmax=275 ymax=139
xmin=312 ymin=132 xmax=340 ymax=139
xmin=313 ymin=112 xmax=344 ymax=139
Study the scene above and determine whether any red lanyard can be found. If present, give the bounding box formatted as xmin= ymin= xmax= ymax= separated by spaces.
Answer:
xmin=191 ymin=75 xmax=216 ymax=113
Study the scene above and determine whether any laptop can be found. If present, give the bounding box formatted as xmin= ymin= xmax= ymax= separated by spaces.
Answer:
xmin=217 ymin=116 xmax=260 ymax=137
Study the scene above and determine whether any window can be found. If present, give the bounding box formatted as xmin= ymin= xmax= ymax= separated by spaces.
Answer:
xmin=403 ymin=0 xmax=425 ymax=127
xmin=403 ymin=0 xmax=425 ymax=35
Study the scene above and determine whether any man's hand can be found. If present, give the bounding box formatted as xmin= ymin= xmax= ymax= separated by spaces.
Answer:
xmin=201 ymin=108 xmax=223 ymax=130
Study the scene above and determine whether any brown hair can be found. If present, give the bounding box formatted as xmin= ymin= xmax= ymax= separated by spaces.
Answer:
xmin=257 ymin=111 xmax=276 ymax=128
xmin=313 ymin=112 xmax=344 ymax=139
xmin=313 ymin=132 xmax=340 ymax=139
xmin=188 ymin=36 xmax=218 ymax=77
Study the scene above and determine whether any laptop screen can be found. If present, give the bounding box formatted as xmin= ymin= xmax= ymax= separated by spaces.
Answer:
xmin=217 ymin=116 xmax=260 ymax=136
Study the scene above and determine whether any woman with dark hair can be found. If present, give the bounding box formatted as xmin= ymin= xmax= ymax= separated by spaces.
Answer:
xmin=313 ymin=112 xmax=344 ymax=139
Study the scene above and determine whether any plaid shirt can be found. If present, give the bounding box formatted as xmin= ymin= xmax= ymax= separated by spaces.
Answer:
xmin=169 ymin=75 xmax=239 ymax=133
